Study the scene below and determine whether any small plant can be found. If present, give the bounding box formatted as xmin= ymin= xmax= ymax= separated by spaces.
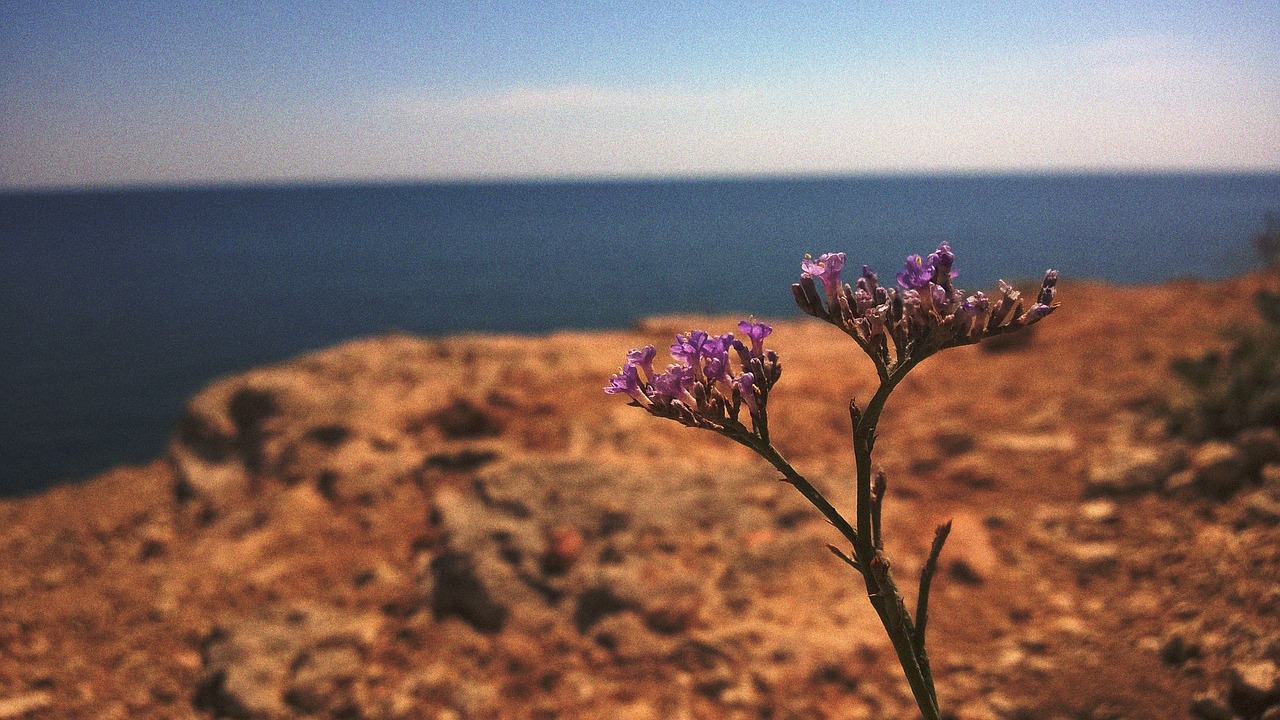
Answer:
xmin=1168 ymin=214 xmax=1280 ymax=441
xmin=605 ymin=244 xmax=1059 ymax=718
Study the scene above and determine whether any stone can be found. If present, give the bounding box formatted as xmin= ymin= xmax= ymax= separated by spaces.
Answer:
xmin=0 ymin=692 xmax=53 ymax=719
xmin=1067 ymin=542 xmax=1119 ymax=573
xmin=1191 ymin=441 xmax=1249 ymax=498
xmin=1084 ymin=446 xmax=1166 ymax=497
xmin=1079 ymin=499 xmax=1119 ymax=524
xmin=1262 ymin=463 xmax=1280 ymax=499
xmin=1229 ymin=660 xmax=1280 ymax=717
xmin=1240 ymin=491 xmax=1280 ymax=526
xmin=1189 ymin=693 xmax=1234 ymax=720
xmin=1159 ymin=634 xmax=1200 ymax=666
xmin=1237 ymin=426 xmax=1280 ymax=467
xmin=194 ymin=605 xmax=383 ymax=719
xmin=1164 ymin=468 xmax=1198 ymax=495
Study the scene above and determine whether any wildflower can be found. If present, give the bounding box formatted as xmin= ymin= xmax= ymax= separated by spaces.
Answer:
xmin=604 ymin=362 xmax=650 ymax=407
xmin=606 ymin=320 xmax=781 ymax=436
xmin=670 ymin=330 xmax=709 ymax=366
xmin=927 ymin=243 xmax=955 ymax=285
xmin=738 ymin=319 xmax=772 ymax=357
xmin=896 ymin=254 xmax=933 ymax=291
xmin=626 ymin=345 xmax=657 ymax=381
xmin=794 ymin=244 xmax=1059 ymax=368
xmin=802 ymin=252 xmax=846 ymax=308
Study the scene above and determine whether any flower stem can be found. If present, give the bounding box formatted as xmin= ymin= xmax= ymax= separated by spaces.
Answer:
xmin=753 ymin=441 xmax=858 ymax=547
xmin=850 ymin=358 xmax=942 ymax=719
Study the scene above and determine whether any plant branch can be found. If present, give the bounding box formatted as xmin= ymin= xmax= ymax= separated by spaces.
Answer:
xmin=915 ymin=519 xmax=952 ymax=652
xmin=751 ymin=440 xmax=859 ymax=548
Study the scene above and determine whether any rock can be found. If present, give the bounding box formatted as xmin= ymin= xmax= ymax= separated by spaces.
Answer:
xmin=1261 ymin=706 xmax=1280 ymax=720
xmin=287 ymin=645 xmax=364 ymax=714
xmin=1262 ymin=463 xmax=1280 ymax=499
xmin=1164 ymin=468 xmax=1198 ymax=496
xmin=429 ymin=550 xmax=509 ymax=633
xmin=0 ymin=692 xmax=53 ymax=718
xmin=194 ymin=605 xmax=383 ymax=719
xmin=541 ymin=525 xmax=584 ymax=575
xmin=1191 ymin=441 xmax=1249 ymax=498
xmin=1229 ymin=660 xmax=1280 ymax=717
xmin=1084 ymin=444 xmax=1169 ymax=497
xmin=1189 ymin=693 xmax=1234 ymax=720
xmin=1239 ymin=491 xmax=1280 ymax=526
xmin=1067 ymin=542 xmax=1119 ymax=573
xmin=1159 ymin=634 xmax=1200 ymax=666
xmin=1237 ymin=427 xmax=1280 ymax=467
xmin=1079 ymin=499 xmax=1119 ymax=524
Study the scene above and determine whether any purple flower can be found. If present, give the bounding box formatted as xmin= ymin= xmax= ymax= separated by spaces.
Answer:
xmin=704 ymin=355 xmax=729 ymax=382
xmin=650 ymin=365 xmax=698 ymax=406
xmin=604 ymin=362 xmax=650 ymax=406
xmin=737 ymin=319 xmax=772 ymax=357
xmin=927 ymin=242 xmax=956 ymax=284
xmin=736 ymin=372 xmax=760 ymax=415
xmin=801 ymin=252 xmax=846 ymax=306
xmin=670 ymin=330 xmax=708 ymax=366
xmin=896 ymin=254 xmax=933 ymax=290
xmin=626 ymin=345 xmax=657 ymax=381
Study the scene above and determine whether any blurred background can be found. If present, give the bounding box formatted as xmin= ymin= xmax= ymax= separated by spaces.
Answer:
xmin=2 ymin=2 xmax=1279 ymax=494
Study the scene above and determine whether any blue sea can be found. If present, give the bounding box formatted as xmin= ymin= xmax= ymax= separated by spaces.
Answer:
xmin=2 ymin=174 xmax=1279 ymax=496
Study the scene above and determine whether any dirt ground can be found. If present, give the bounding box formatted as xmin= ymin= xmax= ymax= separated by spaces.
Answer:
xmin=1 ymin=274 xmax=1278 ymax=720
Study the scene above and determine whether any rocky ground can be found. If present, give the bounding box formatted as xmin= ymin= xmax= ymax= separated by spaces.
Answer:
xmin=1 ymin=275 xmax=1279 ymax=720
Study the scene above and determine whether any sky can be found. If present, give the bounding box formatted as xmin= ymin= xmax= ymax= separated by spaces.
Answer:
xmin=2 ymin=1 xmax=1278 ymax=190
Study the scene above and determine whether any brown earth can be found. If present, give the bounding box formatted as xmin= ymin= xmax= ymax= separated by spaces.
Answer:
xmin=1 ymin=276 xmax=1279 ymax=720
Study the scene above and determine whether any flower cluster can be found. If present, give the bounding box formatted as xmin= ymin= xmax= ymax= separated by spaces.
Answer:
xmin=793 ymin=244 xmax=1058 ymax=368
xmin=605 ymin=320 xmax=781 ymax=434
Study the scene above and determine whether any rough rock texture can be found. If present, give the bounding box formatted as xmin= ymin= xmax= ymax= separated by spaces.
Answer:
xmin=2 ymin=277 xmax=1280 ymax=719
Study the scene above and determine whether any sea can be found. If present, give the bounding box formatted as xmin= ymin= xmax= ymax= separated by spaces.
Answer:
xmin=2 ymin=173 xmax=1279 ymax=496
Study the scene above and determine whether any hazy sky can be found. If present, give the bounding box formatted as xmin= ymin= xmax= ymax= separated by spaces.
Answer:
xmin=3 ymin=2 xmax=1278 ymax=189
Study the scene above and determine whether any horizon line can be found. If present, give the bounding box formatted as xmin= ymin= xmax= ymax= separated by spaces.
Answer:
xmin=5 ymin=166 xmax=1280 ymax=196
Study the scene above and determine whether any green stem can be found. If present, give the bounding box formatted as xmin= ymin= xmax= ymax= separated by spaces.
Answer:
xmin=753 ymin=442 xmax=858 ymax=548
xmin=850 ymin=358 xmax=941 ymax=720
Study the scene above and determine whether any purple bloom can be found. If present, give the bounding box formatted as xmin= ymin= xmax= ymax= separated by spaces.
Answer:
xmin=801 ymin=252 xmax=846 ymax=306
xmin=736 ymin=372 xmax=760 ymax=415
xmin=670 ymin=330 xmax=709 ymax=366
xmin=896 ymin=254 xmax=933 ymax=290
xmin=701 ymin=333 xmax=734 ymax=358
xmin=737 ymin=319 xmax=772 ymax=357
xmin=927 ymin=243 xmax=956 ymax=284
xmin=704 ymin=355 xmax=729 ymax=382
xmin=626 ymin=345 xmax=657 ymax=381
xmin=650 ymin=365 xmax=698 ymax=406
xmin=604 ymin=362 xmax=650 ymax=406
